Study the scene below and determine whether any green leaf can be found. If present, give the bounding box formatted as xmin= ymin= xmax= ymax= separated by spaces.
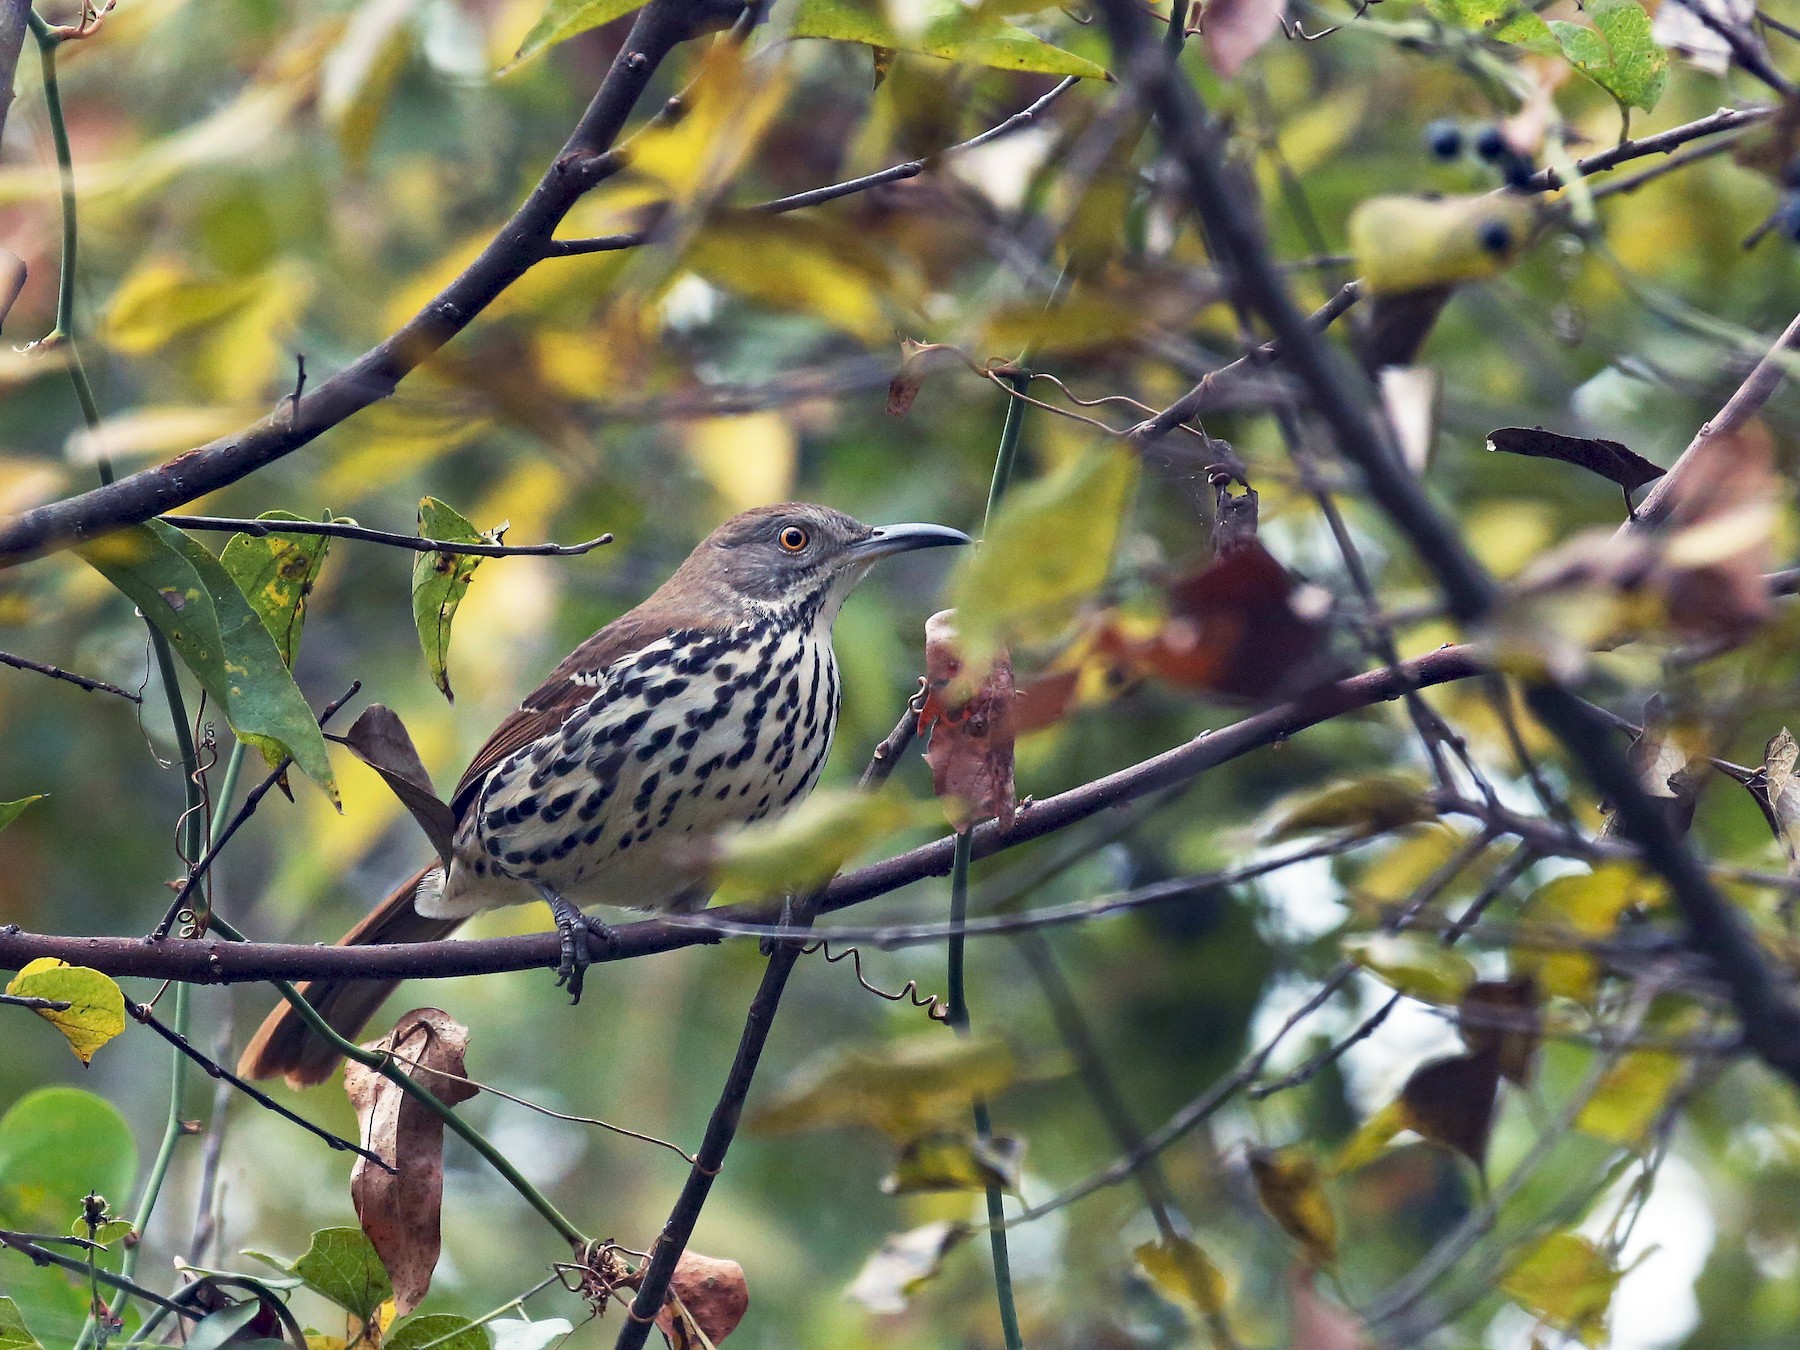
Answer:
xmin=882 ymin=1129 xmax=1024 ymax=1195
xmin=220 ymin=512 xmax=332 ymax=668
xmin=0 ymin=1087 xmax=137 ymax=1232
xmin=949 ymin=446 xmax=1137 ymax=672
xmin=505 ymin=0 xmax=651 ymax=72
xmin=1344 ymin=933 xmax=1478 ymax=1005
xmin=283 ymin=1228 xmax=393 ymax=1321
xmin=1547 ymin=0 xmax=1667 ymax=112
xmin=1501 ymin=1232 xmax=1620 ymax=1341
xmin=78 ymin=522 xmax=338 ymax=802
xmin=4 ymin=959 xmax=127 ymax=1065
xmin=0 ymin=796 xmax=43 ymax=835
xmin=711 ymin=788 xmax=925 ymax=904
xmin=748 ymin=1033 xmax=1015 ymax=1138
xmin=411 ymin=498 xmax=498 ymax=702
xmin=186 ymin=1302 xmax=264 ymax=1350
xmin=791 ymin=0 xmax=1108 ymax=77
xmin=1429 ymin=0 xmax=1558 ymax=50
xmin=1260 ymin=774 xmax=1436 ymax=842
xmin=1576 ymin=1049 xmax=1684 ymax=1146
xmin=385 ymin=1313 xmax=490 ymax=1350
xmin=0 ymin=1297 xmax=43 ymax=1350
xmin=1135 ymin=1235 xmax=1228 ymax=1317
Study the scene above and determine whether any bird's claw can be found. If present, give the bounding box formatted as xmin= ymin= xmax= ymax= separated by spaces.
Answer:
xmin=541 ymin=887 xmax=594 ymax=1005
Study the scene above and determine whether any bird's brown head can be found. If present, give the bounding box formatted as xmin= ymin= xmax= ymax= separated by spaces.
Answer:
xmin=670 ymin=503 xmax=968 ymax=625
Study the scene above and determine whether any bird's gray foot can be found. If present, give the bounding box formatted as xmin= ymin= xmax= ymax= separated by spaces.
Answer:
xmin=538 ymin=886 xmax=594 ymax=1004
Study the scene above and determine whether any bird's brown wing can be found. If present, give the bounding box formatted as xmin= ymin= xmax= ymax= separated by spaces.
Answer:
xmin=448 ymin=608 xmax=707 ymax=821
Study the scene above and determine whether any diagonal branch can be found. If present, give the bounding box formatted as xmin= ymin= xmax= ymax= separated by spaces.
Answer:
xmin=0 ymin=0 xmax=727 ymax=569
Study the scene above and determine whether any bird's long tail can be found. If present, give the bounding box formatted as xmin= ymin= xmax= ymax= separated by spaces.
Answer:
xmin=236 ymin=864 xmax=461 ymax=1088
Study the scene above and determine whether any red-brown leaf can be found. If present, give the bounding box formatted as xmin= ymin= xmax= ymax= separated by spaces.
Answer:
xmin=920 ymin=611 xmax=1018 ymax=831
xmin=1398 ymin=1045 xmax=1502 ymax=1173
xmin=345 ymin=1008 xmax=479 ymax=1318
xmin=1651 ymin=421 xmax=1776 ymax=647
xmin=652 ymin=1252 xmax=751 ymax=1347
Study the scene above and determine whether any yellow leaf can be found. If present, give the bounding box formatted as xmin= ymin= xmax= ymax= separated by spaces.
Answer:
xmin=687 ymin=413 xmax=797 ymax=513
xmin=949 ymin=446 xmax=1137 ymax=671
xmin=1344 ymin=933 xmax=1477 ymax=1005
xmin=624 ymin=45 xmax=788 ymax=204
xmin=503 ymin=0 xmax=651 ymax=73
xmin=1513 ymin=862 xmax=1662 ymax=1002
xmin=1349 ymin=193 xmax=1535 ymax=296
xmin=1575 ymin=1050 xmax=1684 ymax=1146
xmin=711 ymin=789 xmax=925 ymax=904
xmin=1329 ymin=1100 xmax=1407 ymax=1174
xmin=5 ymin=959 xmax=127 ymax=1066
xmin=1247 ymin=1147 xmax=1338 ymax=1267
xmin=101 ymin=259 xmax=264 ymax=354
xmin=1260 ymin=774 xmax=1435 ymax=842
xmin=1501 ymin=1232 xmax=1619 ymax=1341
xmin=1134 ymin=1236 xmax=1228 ymax=1317
xmin=685 ymin=214 xmax=903 ymax=343
xmin=882 ymin=1129 xmax=1023 ymax=1194
xmin=748 ymin=1033 xmax=1015 ymax=1138
xmin=65 ymin=406 xmax=257 ymax=467
xmin=791 ymin=0 xmax=1109 ymax=77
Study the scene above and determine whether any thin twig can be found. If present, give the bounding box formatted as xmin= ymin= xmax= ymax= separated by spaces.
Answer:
xmin=160 ymin=516 xmax=614 ymax=558
xmin=0 ymin=648 xmax=140 ymax=701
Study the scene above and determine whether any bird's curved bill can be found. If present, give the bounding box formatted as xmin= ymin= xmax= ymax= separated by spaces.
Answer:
xmin=853 ymin=523 xmax=972 ymax=559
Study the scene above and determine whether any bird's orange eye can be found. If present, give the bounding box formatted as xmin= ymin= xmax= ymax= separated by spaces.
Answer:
xmin=777 ymin=525 xmax=809 ymax=553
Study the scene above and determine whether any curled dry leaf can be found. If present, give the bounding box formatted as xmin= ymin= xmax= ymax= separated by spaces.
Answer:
xmin=1652 ymin=421 xmax=1776 ymax=647
xmin=345 ymin=1009 xmax=479 ymax=1318
xmin=642 ymin=1251 xmax=749 ymax=1347
xmin=886 ymin=339 xmax=962 ymax=418
xmin=920 ymin=611 xmax=1017 ymax=832
xmin=1752 ymin=728 xmax=1800 ymax=866
xmin=340 ymin=704 xmax=457 ymax=864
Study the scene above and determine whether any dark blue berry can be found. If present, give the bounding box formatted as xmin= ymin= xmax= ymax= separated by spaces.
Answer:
xmin=1425 ymin=119 xmax=1463 ymax=159
xmin=1473 ymin=125 xmax=1508 ymax=161
xmin=1477 ymin=218 xmax=1514 ymax=254
xmin=1776 ymin=192 xmax=1800 ymax=243
xmin=1501 ymin=153 xmax=1535 ymax=188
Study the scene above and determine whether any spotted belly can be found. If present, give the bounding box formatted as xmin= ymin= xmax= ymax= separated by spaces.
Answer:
xmin=425 ymin=624 xmax=840 ymax=919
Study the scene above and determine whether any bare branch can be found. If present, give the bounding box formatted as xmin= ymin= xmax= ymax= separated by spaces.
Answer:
xmin=160 ymin=516 xmax=615 ymax=558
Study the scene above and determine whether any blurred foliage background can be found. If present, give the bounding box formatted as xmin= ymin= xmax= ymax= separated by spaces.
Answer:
xmin=2 ymin=0 xmax=1800 ymax=1345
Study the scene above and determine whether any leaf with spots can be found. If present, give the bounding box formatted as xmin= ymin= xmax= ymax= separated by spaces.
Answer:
xmin=919 ymin=611 xmax=1017 ymax=832
xmin=78 ymin=522 xmax=338 ymax=803
xmin=345 ymin=1009 xmax=478 ymax=1318
xmin=1546 ymin=0 xmax=1668 ymax=113
xmin=4 ymin=959 xmax=126 ymax=1066
xmin=220 ymin=511 xmax=333 ymax=668
xmin=790 ymin=0 xmax=1108 ymax=77
xmin=630 ymin=1251 xmax=749 ymax=1347
xmin=411 ymin=497 xmax=502 ymax=702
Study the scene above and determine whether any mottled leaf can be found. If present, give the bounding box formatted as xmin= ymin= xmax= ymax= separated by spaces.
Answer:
xmin=1486 ymin=427 xmax=1666 ymax=494
xmin=346 ymin=1009 xmax=478 ymax=1318
xmin=1429 ymin=0 xmax=1560 ymax=48
xmin=4 ymin=959 xmax=126 ymax=1065
xmin=1349 ymin=193 xmax=1534 ymax=296
xmin=748 ymin=1033 xmax=1014 ymax=1138
xmin=339 ymin=705 xmax=456 ymax=864
xmin=1547 ymin=0 xmax=1668 ymax=112
xmin=220 ymin=511 xmax=332 ymax=668
xmin=644 ymin=1252 xmax=749 ymax=1347
xmin=79 ymin=522 xmax=338 ymax=801
xmin=846 ymin=1222 xmax=969 ymax=1314
xmin=1247 ymin=1148 xmax=1338 ymax=1268
xmin=882 ymin=1129 xmax=1024 ymax=1195
xmin=411 ymin=498 xmax=499 ymax=702
xmin=920 ymin=611 xmax=1017 ymax=832
xmin=791 ymin=0 xmax=1108 ymax=77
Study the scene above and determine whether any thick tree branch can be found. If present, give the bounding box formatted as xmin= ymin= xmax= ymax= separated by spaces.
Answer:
xmin=0 ymin=646 xmax=1484 ymax=985
xmin=0 ymin=0 xmax=725 ymax=569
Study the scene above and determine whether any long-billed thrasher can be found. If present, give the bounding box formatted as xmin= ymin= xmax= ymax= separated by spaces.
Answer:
xmin=239 ymin=503 xmax=967 ymax=1086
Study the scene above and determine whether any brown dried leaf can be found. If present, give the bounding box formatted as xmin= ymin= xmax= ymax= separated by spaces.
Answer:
xmin=1202 ymin=0 xmax=1285 ymax=77
xmin=1752 ymin=727 xmax=1800 ymax=865
xmin=1398 ymin=1045 xmax=1502 ymax=1173
xmin=1142 ymin=539 xmax=1334 ymax=701
xmin=345 ymin=1009 xmax=479 ymax=1318
xmin=339 ymin=705 xmax=456 ymax=864
xmin=1649 ymin=421 xmax=1777 ymax=647
xmin=920 ymin=610 xmax=1017 ymax=832
xmin=1458 ymin=977 xmax=1540 ymax=1086
xmin=1486 ymin=426 xmax=1666 ymax=494
xmin=886 ymin=339 xmax=960 ymax=418
xmin=653 ymin=1252 xmax=750 ymax=1347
